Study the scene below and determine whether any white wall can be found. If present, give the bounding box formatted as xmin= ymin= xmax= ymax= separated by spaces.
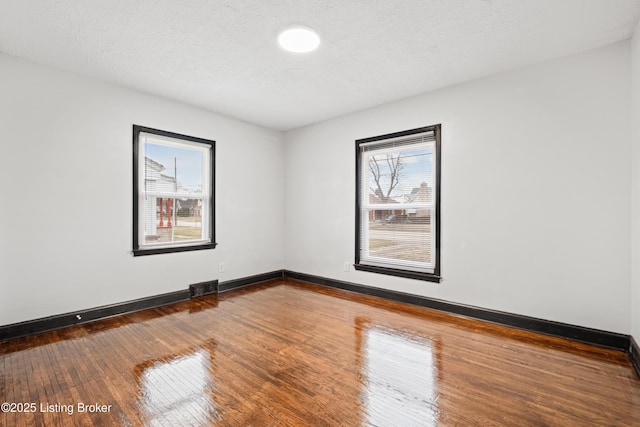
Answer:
xmin=284 ymin=41 xmax=631 ymax=333
xmin=631 ymin=19 xmax=640 ymax=342
xmin=0 ymin=54 xmax=285 ymax=326
xmin=1 ymin=40 xmax=634 ymax=336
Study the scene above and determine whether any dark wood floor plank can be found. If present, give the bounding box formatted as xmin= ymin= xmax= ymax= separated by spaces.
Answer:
xmin=1 ymin=278 xmax=639 ymax=426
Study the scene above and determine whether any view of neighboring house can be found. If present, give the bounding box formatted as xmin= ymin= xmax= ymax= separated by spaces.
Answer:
xmin=176 ymin=198 xmax=202 ymax=217
xmin=368 ymin=190 xmax=400 ymax=221
xmin=404 ymin=182 xmax=432 ymax=220
xmin=143 ymin=157 xmax=204 ymax=241
xmin=368 ymin=182 xmax=432 ymax=222
xmin=144 ymin=157 xmax=177 ymax=237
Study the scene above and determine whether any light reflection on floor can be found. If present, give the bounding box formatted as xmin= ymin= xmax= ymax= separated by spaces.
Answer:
xmin=137 ymin=347 xmax=218 ymax=426
xmin=362 ymin=326 xmax=438 ymax=426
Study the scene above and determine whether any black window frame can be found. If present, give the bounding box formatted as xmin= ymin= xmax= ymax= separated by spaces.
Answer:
xmin=354 ymin=124 xmax=441 ymax=282
xmin=132 ymin=125 xmax=217 ymax=256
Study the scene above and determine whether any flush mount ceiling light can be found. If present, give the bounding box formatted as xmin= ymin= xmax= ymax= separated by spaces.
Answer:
xmin=277 ymin=27 xmax=321 ymax=53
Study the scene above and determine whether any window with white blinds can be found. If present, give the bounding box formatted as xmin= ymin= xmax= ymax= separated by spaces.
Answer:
xmin=133 ymin=125 xmax=216 ymax=256
xmin=355 ymin=125 xmax=441 ymax=282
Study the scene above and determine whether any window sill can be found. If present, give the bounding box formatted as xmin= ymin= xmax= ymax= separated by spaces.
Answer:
xmin=133 ymin=242 xmax=217 ymax=257
xmin=354 ymin=263 xmax=441 ymax=283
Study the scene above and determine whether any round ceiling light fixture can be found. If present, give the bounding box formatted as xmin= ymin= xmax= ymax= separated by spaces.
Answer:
xmin=277 ymin=26 xmax=321 ymax=53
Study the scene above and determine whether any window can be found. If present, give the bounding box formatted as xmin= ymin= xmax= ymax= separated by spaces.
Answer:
xmin=355 ymin=125 xmax=441 ymax=282
xmin=133 ymin=125 xmax=216 ymax=256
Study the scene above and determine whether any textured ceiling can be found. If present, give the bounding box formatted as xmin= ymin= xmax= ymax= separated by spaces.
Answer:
xmin=1 ymin=0 xmax=640 ymax=131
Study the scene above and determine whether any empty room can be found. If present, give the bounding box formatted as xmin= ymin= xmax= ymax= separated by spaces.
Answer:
xmin=2 ymin=0 xmax=640 ymax=425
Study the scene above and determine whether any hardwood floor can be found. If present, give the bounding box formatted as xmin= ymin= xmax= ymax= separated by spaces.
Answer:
xmin=1 ymin=278 xmax=639 ymax=426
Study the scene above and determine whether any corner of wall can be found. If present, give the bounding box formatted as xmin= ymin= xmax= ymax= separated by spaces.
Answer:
xmin=631 ymin=17 xmax=640 ymax=342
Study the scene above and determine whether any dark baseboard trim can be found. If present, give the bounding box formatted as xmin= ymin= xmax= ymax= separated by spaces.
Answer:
xmin=0 ymin=270 xmax=285 ymax=342
xmin=3 ymin=267 xmax=636 ymax=377
xmin=218 ymin=270 xmax=284 ymax=293
xmin=0 ymin=289 xmax=191 ymax=342
xmin=283 ymin=270 xmax=631 ymax=352
xmin=630 ymin=336 xmax=640 ymax=379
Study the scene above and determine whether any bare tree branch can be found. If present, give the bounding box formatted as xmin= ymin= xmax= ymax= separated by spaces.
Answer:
xmin=368 ymin=158 xmax=384 ymax=199
xmin=368 ymin=153 xmax=404 ymax=202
